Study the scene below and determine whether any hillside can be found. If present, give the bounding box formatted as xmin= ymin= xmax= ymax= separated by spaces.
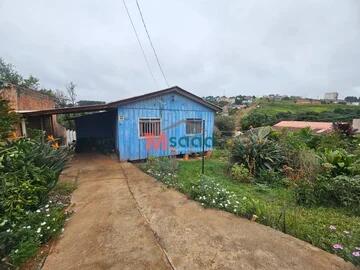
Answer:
xmin=238 ymin=100 xmax=360 ymax=130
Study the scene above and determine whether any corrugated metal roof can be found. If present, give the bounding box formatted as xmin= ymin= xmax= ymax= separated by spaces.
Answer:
xmin=19 ymin=86 xmax=222 ymax=117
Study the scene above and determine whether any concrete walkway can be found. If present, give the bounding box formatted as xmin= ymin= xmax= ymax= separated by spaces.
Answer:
xmin=43 ymin=154 xmax=356 ymax=270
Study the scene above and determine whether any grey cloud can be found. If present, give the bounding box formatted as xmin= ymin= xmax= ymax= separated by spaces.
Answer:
xmin=0 ymin=0 xmax=359 ymax=101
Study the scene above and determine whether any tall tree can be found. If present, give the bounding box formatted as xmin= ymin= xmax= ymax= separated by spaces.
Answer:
xmin=23 ymin=75 xmax=40 ymax=89
xmin=0 ymin=58 xmax=40 ymax=89
xmin=0 ymin=58 xmax=23 ymax=86
xmin=66 ymin=82 xmax=77 ymax=107
xmin=344 ymin=96 xmax=358 ymax=103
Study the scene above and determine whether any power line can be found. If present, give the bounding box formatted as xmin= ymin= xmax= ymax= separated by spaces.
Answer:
xmin=122 ymin=0 xmax=158 ymax=87
xmin=135 ymin=0 xmax=169 ymax=87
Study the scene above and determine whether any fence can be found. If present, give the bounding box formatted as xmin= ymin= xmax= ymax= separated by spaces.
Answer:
xmin=65 ymin=129 xmax=76 ymax=146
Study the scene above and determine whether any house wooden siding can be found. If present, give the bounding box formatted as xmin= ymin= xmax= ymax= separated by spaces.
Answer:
xmin=116 ymin=92 xmax=215 ymax=161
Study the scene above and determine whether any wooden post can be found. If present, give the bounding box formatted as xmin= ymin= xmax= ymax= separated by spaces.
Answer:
xmin=21 ymin=118 xmax=27 ymax=137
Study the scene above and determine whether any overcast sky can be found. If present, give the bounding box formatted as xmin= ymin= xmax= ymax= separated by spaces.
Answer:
xmin=1 ymin=0 xmax=359 ymax=101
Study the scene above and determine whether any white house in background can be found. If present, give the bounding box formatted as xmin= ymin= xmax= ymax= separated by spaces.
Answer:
xmin=324 ymin=92 xmax=339 ymax=101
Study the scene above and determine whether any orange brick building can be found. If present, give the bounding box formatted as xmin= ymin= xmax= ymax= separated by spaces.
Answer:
xmin=0 ymin=83 xmax=65 ymax=138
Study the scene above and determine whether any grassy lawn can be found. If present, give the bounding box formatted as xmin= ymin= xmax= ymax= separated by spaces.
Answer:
xmin=174 ymin=158 xmax=360 ymax=264
xmin=254 ymin=101 xmax=354 ymax=116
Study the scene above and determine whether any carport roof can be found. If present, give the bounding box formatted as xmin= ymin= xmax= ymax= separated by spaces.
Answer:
xmin=20 ymin=86 xmax=222 ymax=117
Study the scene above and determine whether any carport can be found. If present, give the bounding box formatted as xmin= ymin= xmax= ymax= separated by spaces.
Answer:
xmin=19 ymin=103 xmax=117 ymax=153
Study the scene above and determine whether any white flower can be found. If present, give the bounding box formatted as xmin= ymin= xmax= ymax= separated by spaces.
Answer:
xmin=6 ymin=229 xmax=11 ymax=233
xmin=26 ymin=226 xmax=31 ymax=229
xmin=47 ymin=226 xmax=50 ymax=230
xmin=0 ymin=220 xmax=7 ymax=226
xmin=14 ymin=249 xmax=18 ymax=254
xmin=36 ymin=209 xmax=41 ymax=213
xmin=45 ymin=204 xmax=49 ymax=208
xmin=46 ymin=214 xmax=50 ymax=217
xmin=37 ymin=228 xmax=41 ymax=233
xmin=41 ymin=222 xmax=46 ymax=226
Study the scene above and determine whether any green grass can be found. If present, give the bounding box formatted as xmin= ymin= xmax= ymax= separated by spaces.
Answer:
xmin=51 ymin=181 xmax=77 ymax=196
xmin=175 ymin=158 xmax=360 ymax=265
xmin=254 ymin=100 xmax=354 ymax=116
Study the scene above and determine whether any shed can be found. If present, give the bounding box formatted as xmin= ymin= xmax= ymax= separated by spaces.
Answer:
xmin=21 ymin=86 xmax=221 ymax=161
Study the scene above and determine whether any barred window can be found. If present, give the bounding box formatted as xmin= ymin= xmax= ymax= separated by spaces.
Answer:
xmin=186 ymin=118 xmax=202 ymax=134
xmin=139 ymin=118 xmax=161 ymax=137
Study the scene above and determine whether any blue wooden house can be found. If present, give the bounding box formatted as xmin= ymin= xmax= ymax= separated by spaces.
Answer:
xmin=22 ymin=86 xmax=221 ymax=161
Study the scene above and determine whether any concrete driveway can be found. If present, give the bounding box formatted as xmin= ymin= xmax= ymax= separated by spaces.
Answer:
xmin=43 ymin=154 xmax=356 ymax=270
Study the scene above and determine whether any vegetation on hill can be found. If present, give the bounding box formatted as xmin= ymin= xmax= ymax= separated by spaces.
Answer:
xmin=240 ymin=100 xmax=360 ymax=130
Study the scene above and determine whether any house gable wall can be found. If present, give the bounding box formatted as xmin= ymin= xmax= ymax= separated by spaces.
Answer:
xmin=117 ymin=93 xmax=215 ymax=160
xmin=0 ymin=85 xmax=55 ymax=111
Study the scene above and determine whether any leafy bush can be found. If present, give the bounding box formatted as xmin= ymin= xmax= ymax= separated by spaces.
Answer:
xmin=256 ymin=169 xmax=284 ymax=186
xmin=332 ymin=175 xmax=360 ymax=209
xmin=296 ymin=175 xmax=360 ymax=212
xmin=0 ymin=98 xmax=19 ymax=141
xmin=320 ymin=149 xmax=356 ymax=176
xmin=230 ymin=127 xmax=285 ymax=175
xmin=241 ymin=111 xmax=277 ymax=130
xmin=0 ymin=204 xmax=67 ymax=265
xmin=215 ymin=115 xmax=235 ymax=137
xmin=0 ymin=138 xmax=72 ymax=218
xmin=0 ymin=137 xmax=72 ymax=266
xmin=143 ymin=156 xmax=178 ymax=187
xmin=230 ymin=164 xmax=252 ymax=183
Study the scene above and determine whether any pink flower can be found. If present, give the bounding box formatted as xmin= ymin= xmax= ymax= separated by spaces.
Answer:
xmin=352 ymin=251 xmax=360 ymax=257
xmin=329 ymin=225 xmax=336 ymax=231
xmin=332 ymin=244 xmax=343 ymax=250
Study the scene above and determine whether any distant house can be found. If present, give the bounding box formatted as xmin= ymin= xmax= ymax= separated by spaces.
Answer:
xmin=20 ymin=86 xmax=222 ymax=161
xmin=324 ymin=92 xmax=339 ymax=101
xmin=273 ymin=121 xmax=334 ymax=134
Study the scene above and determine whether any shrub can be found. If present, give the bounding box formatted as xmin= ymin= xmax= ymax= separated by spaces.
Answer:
xmin=230 ymin=127 xmax=285 ymax=175
xmin=320 ymin=148 xmax=356 ymax=176
xmin=332 ymin=175 xmax=360 ymax=210
xmin=231 ymin=164 xmax=252 ymax=183
xmin=144 ymin=157 xmax=178 ymax=187
xmin=0 ymin=98 xmax=19 ymax=141
xmin=215 ymin=115 xmax=235 ymax=137
xmin=241 ymin=111 xmax=277 ymax=130
xmin=0 ymin=138 xmax=72 ymax=218
xmin=295 ymin=175 xmax=360 ymax=212
xmin=256 ymin=169 xmax=284 ymax=186
xmin=0 ymin=137 xmax=72 ymax=266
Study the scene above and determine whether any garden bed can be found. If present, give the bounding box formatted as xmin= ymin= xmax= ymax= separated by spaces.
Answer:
xmin=141 ymin=155 xmax=360 ymax=266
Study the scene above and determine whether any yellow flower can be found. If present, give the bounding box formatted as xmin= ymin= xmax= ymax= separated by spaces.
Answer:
xmin=47 ymin=135 xmax=55 ymax=142
xmin=8 ymin=132 xmax=18 ymax=140
xmin=51 ymin=142 xmax=59 ymax=149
